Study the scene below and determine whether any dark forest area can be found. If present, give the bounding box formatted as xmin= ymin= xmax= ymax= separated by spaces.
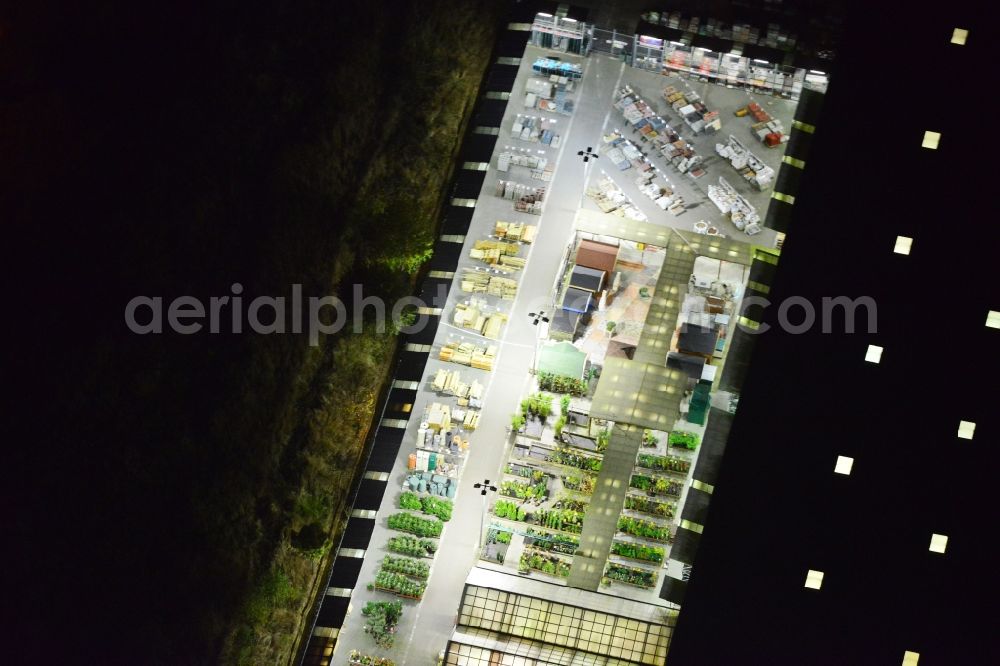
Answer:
xmin=3 ymin=0 xmax=502 ymax=663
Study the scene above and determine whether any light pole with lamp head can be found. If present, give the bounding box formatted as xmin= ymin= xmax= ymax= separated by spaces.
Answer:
xmin=576 ymin=146 xmax=599 ymax=210
xmin=473 ymin=479 xmax=497 ymax=556
xmin=527 ymin=311 xmax=550 ymax=374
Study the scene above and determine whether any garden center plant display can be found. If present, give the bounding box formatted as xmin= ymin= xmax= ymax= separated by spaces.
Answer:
xmin=605 ymin=563 xmax=657 ymax=589
xmin=636 ymin=453 xmax=690 ymax=474
xmin=398 ymin=491 xmax=453 ymax=521
xmin=629 ymin=474 xmax=683 ymax=497
xmin=624 ymin=495 xmax=676 ymax=519
xmin=493 ymin=500 xmax=585 ymax=533
xmin=525 ymin=528 xmax=579 ymax=555
xmin=519 ymin=550 xmax=572 ymax=577
xmin=537 ymin=372 xmax=588 ymax=396
xmin=386 ymin=535 xmax=438 ymax=558
xmin=373 ymin=569 xmax=427 ymax=599
xmin=668 ymin=431 xmax=700 ymax=450
xmin=387 ymin=512 xmax=443 ymax=538
xmin=618 ymin=515 xmax=671 ymax=542
xmin=611 ymin=540 xmax=665 ymax=564
xmin=520 ymin=393 xmax=554 ymax=419
xmin=380 ymin=555 xmax=430 ymax=580
xmin=499 ymin=479 xmax=549 ymax=501
xmin=349 ymin=650 xmax=396 ymax=666
xmin=505 ymin=464 xmax=548 ymax=483
xmin=562 ymin=474 xmax=596 ymax=494
xmin=546 ymin=447 xmax=603 ymax=472
xmin=361 ymin=601 xmax=403 ymax=649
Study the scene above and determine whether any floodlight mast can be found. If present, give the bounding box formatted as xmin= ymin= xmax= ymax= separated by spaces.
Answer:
xmin=473 ymin=479 xmax=498 ymax=552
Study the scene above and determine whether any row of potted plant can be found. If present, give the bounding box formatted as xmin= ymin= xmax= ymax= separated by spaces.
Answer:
xmin=562 ymin=474 xmax=596 ymax=494
xmin=624 ymin=495 xmax=676 ymax=519
xmin=519 ymin=550 xmax=572 ymax=578
xmin=537 ymin=372 xmax=588 ymax=396
xmin=617 ymin=515 xmax=671 ymax=542
xmin=387 ymin=512 xmax=443 ymax=538
xmin=520 ymin=393 xmax=554 ymax=419
xmin=360 ymin=601 xmax=402 ymax=649
xmin=629 ymin=474 xmax=683 ymax=497
xmin=604 ymin=563 xmax=657 ymax=589
xmin=553 ymin=496 xmax=588 ymax=513
xmin=525 ymin=528 xmax=578 ymax=555
xmin=668 ymin=431 xmax=700 ymax=450
xmin=611 ymin=540 xmax=665 ymax=564
xmin=386 ymin=535 xmax=437 ymax=558
xmin=348 ymin=650 xmax=395 ymax=666
xmin=636 ymin=453 xmax=690 ymax=474
xmin=493 ymin=499 xmax=528 ymax=522
xmin=398 ymin=492 xmax=453 ymax=521
xmin=499 ymin=479 xmax=548 ymax=501
xmin=506 ymin=464 xmax=547 ymax=483
xmin=493 ymin=500 xmax=585 ymax=534
xmin=381 ymin=555 xmax=430 ymax=580
xmin=546 ymin=447 xmax=603 ymax=472
xmin=533 ymin=507 xmax=584 ymax=533
xmin=373 ymin=569 xmax=426 ymax=600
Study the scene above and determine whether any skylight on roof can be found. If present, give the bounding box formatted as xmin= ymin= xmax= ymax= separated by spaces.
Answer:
xmin=804 ymin=569 xmax=823 ymax=590
xmin=834 ymin=456 xmax=854 ymax=475
xmin=986 ymin=311 xmax=1000 ymax=329
xmin=902 ymin=650 xmax=920 ymax=665
xmin=865 ymin=345 xmax=883 ymax=364
xmin=894 ymin=236 xmax=913 ymax=255
xmin=929 ymin=533 xmax=948 ymax=554
xmin=921 ymin=131 xmax=941 ymax=149
xmin=950 ymin=28 xmax=968 ymax=45
xmin=957 ymin=421 xmax=976 ymax=440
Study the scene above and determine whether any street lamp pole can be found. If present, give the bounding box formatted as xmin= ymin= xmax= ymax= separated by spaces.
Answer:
xmin=473 ymin=479 xmax=497 ymax=555
xmin=527 ymin=311 xmax=550 ymax=374
xmin=576 ymin=146 xmax=599 ymax=211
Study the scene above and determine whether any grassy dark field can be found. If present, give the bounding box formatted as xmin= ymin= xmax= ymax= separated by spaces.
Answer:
xmin=3 ymin=0 xmax=501 ymax=663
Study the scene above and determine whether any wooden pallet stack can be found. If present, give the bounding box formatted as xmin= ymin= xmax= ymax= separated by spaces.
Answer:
xmin=425 ymin=402 xmax=451 ymax=432
xmin=432 ymin=368 xmax=463 ymax=394
xmin=455 ymin=380 xmax=485 ymax=409
xmin=471 ymin=240 xmax=520 ymax=262
xmin=439 ymin=341 xmax=498 ymax=371
xmin=460 ymin=270 xmax=518 ymax=299
xmin=453 ymin=302 xmax=486 ymax=332
xmin=453 ymin=300 xmax=508 ymax=339
xmin=494 ymin=221 xmax=537 ymax=243
xmin=481 ymin=312 xmax=508 ymax=340
xmin=463 ymin=410 xmax=481 ymax=430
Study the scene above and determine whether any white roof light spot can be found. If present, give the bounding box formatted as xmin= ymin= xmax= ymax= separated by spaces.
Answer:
xmin=834 ymin=456 xmax=854 ymax=475
xmin=804 ymin=569 xmax=824 ymax=590
xmin=922 ymin=131 xmax=941 ymax=149
xmin=865 ymin=345 xmax=883 ymax=364
xmin=902 ymin=650 xmax=920 ymax=665
xmin=950 ymin=28 xmax=968 ymax=45
xmin=957 ymin=420 xmax=976 ymax=440
xmin=929 ymin=534 xmax=948 ymax=554
xmin=986 ymin=311 xmax=1000 ymax=329
xmin=894 ymin=236 xmax=913 ymax=255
